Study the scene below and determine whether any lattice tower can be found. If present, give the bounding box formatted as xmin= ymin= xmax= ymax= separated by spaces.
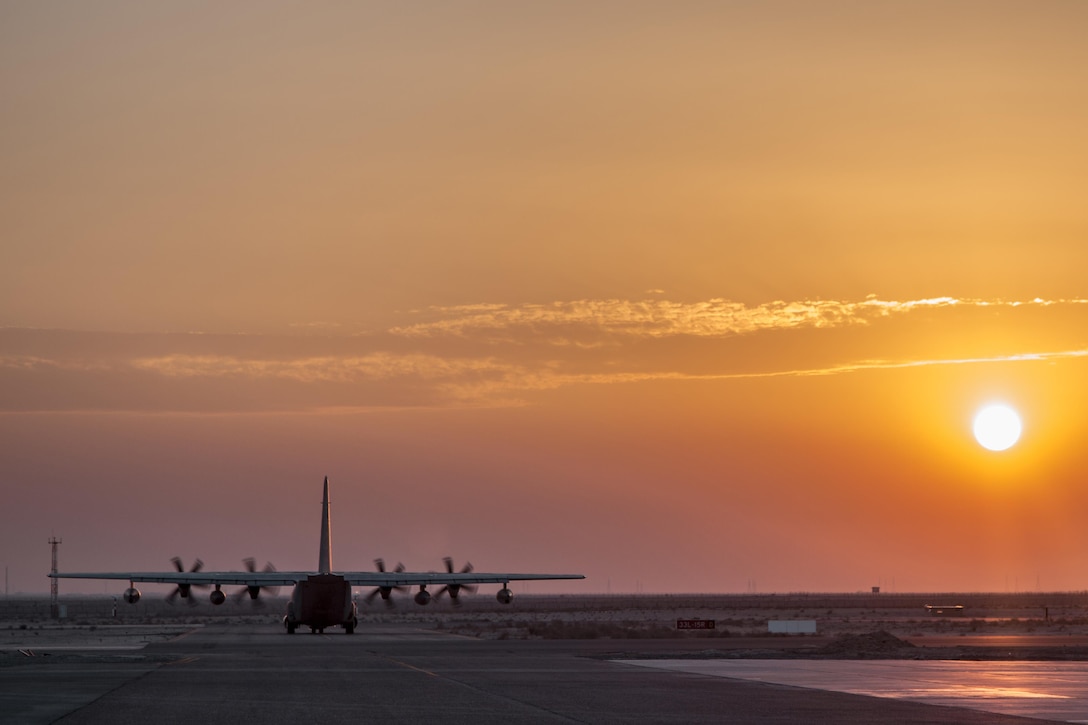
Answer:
xmin=49 ymin=537 xmax=61 ymax=618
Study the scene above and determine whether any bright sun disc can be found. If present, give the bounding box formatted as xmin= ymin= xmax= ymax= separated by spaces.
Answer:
xmin=973 ymin=404 xmax=1022 ymax=451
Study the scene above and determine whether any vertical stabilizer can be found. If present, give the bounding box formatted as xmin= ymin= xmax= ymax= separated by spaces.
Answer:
xmin=318 ymin=476 xmax=332 ymax=573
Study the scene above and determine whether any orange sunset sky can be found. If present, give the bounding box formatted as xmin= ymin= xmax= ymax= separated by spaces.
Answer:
xmin=4 ymin=1 xmax=1088 ymax=596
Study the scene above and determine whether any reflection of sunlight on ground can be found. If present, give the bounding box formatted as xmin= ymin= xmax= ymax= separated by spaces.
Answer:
xmin=876 ymin=685 xmax=1067 ymax=700
xmin=616 ymin=660 xmax=1088 ymax=722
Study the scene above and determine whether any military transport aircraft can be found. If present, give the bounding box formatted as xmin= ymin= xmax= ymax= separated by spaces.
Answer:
xmin=49 ymin=477 xmax=584 ymax=634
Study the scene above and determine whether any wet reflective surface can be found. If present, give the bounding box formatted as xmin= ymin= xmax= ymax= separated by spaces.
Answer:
xmin=618 ymin=659 xmax=1088 ymax=722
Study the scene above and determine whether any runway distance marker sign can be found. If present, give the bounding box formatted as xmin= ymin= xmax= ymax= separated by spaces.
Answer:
xmin=676 ymin=619 xmax=715 ymax=630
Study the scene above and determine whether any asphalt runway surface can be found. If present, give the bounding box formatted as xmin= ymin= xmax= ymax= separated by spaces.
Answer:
xmin=0 ymin=623 xmax=1066 ymax=724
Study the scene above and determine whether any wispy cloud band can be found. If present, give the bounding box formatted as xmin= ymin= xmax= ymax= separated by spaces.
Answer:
xmin=128 ymin=353 xmax=511 ymax=384
xmin=3 ymin=295 xmax=1087 ymax=412
xmin=390 ymin=296 xmax=1088 ymax=339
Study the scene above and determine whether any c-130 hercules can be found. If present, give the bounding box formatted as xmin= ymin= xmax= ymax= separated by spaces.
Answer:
xmin=50 ymin=477 xmax=584 ymax=633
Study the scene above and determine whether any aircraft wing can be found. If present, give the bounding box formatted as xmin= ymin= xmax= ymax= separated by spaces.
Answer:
xmin=49 ymin=571 xmax=310 ymax=587
xmin=49 ymin=571 xmax=584 ymax=587
xmin=341 ymin=572 xmax=585 ymax=587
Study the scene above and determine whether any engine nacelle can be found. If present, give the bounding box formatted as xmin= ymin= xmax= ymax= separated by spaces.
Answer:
xmin=496 ymin=587 xmax=513 ymax=605
xmin=123 ymin=587 xmax=141 ymax=604
xmin=414 ymin=589 xmax=431 ymax=606
xmin=210 ymin=589 xmax=226 ymax=606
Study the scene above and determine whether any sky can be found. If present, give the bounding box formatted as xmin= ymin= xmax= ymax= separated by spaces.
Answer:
xmin=4 ymin=0 xmax=1088 ymax=598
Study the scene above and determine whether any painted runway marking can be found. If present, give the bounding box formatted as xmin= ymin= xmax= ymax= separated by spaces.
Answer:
xmin=615 ymin=659 xmax=1088 ymax=722
xmin=368 ymin=651 xmax=439 ymax=677
xmin=168 ymin=626 xmax=205 ymax=642
xmin=388 ymin=659 xmax=440 ymax=677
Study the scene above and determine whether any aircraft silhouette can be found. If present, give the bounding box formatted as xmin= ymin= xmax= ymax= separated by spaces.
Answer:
xmin=50 ymin=477 xmax=584 ymax=633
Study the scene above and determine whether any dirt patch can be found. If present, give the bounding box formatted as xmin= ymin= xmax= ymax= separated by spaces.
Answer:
xmin=817 ymin=630 xmax=916 ymax=658
xmin=598 ymin=630 xmax=1088 ymax=662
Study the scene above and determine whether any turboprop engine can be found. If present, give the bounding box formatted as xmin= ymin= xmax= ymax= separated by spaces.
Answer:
xmin=232 ymin=558 xmax=279 ymax=605
xmin=434 ymin=558 xmax=477 ymax=606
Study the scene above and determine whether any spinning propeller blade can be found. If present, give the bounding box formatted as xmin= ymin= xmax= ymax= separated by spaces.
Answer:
xmin=165 ymin=558 xmax=206 ymax=606
xmin=232 ymin=558 xmax=279 ymax=605
xmin=363 ymin=558 xmax=408 ymax=607
xmin=435 ymin=557 xmax=476 ymax=606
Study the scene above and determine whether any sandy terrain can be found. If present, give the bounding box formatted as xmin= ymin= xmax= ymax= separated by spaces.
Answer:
xmin=4 ymin=591 xmax=1088 ymax=662
xmin=1 ymin=623 xmax=198 ymax=653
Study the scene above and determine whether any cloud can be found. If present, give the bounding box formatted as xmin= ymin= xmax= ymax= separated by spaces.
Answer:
xmin=0 ymin=355 xmax=111 ymax=372
xmin=129 ymin=353 xmax=517 ymax=385
xmin=689 ymin=348 xmax=1088 ymax=380
xmin=389 ymin=296 xmax=1088 ymax=340
xmin=4 ymin=296 xmax=1088 ymax=413
xmin=114 ymin=346 xmax=1088 ymax=395
xmin=437 ymin=349 xmax=1088 ymax=400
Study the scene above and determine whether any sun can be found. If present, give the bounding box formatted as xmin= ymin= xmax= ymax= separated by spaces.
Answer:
xmin=973 ymin=404 xmax=1022 ymax=452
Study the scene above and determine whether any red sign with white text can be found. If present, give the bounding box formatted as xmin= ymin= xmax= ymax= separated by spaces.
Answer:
xmin=676 ymin=619 xmax=715 ymax=630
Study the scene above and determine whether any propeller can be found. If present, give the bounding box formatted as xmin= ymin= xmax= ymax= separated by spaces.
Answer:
xmin=233 ymin=558 xmax=279 ymax=605
xmin=363 ymin=558 xmax=408 ymax=607
xmin=166 ymin=557 xmax=207 ymax=606
xmin=434 ymin=557 xmax=476 ymax=606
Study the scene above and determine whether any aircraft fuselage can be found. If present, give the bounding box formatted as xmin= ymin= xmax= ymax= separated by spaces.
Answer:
xmin=284 ymin=573 xmax=357 ymax=634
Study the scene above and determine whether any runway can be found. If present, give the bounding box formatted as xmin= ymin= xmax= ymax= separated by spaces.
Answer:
xmin=0 ymin=623 xmax=1062 ymax=724
xmin=621 ymin=659 xmax=1088 ymax=723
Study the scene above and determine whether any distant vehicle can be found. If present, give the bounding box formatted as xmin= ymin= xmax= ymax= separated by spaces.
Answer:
xmin=50 ymin=477 xmax=584 ymax=634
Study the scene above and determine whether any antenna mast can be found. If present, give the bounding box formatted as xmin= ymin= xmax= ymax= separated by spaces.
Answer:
xmin=49 ymin=537 xmax=61 ymax=619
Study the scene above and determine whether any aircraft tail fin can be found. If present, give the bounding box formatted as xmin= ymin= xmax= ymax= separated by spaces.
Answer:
xmin=319 ymin=476 xmax=332 ymax=574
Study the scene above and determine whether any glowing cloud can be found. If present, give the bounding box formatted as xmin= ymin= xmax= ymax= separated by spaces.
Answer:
xmin=128 ymin=353 xmax=516 ymax=385
xmin=390 ymin=296 xmax=1087 ymax=340
xmin=3 ymin=296 xmax=1088 ymax=412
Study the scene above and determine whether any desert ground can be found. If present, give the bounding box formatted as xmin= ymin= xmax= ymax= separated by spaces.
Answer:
xmin=7 ymin=593 xmax=1088 ymax=724
xmin=5 ymin=591 xmax=1088 ymax=658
